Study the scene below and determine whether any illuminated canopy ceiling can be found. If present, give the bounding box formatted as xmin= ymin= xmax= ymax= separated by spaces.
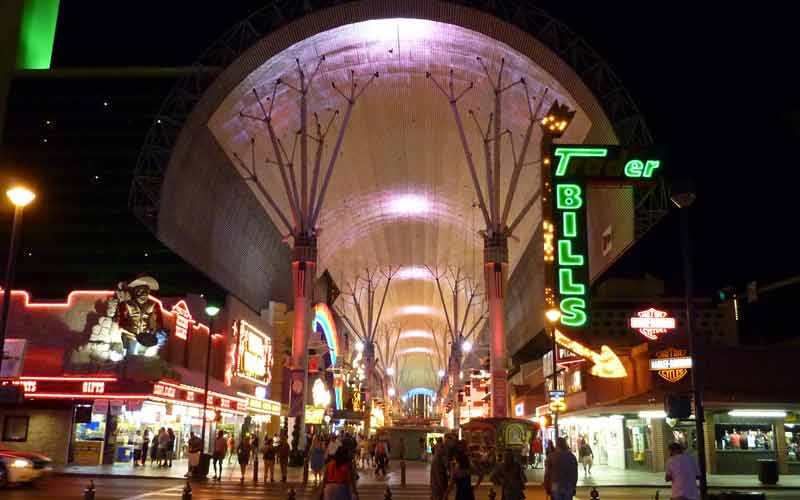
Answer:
xmin=155 ymin=6 xmax=626 ymax=393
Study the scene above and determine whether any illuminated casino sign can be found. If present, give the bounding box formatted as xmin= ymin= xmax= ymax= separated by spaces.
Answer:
xmin=170 ymin=300 xmax=194 ymax=340
xmin=235 ymin=320 xmax=274 ymax=386
xmin=550 ymin=145 xmax=664 ymax=330
xmin=630 ymin=308 xmax=676 ymax=340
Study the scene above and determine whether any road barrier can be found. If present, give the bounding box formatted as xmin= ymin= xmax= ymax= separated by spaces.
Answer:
xmin=590 ymin=486 xmax=600 ymax=499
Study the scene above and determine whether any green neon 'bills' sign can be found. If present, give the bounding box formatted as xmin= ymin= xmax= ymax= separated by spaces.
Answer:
xmin=551 ymin=145 xmax=664 ymax=329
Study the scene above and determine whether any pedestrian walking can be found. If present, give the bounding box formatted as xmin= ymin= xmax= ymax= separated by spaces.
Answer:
xmin=166 ymin=428 xmax=176 ymax=467
xmin=665 ymin=442 xmax=700 ymax=500
xmin=310 ymin=435 xmax=326 ymax=485
xmin=374 ymin=438 xmax=388 ymax=477
xmin=277 ymin=435 xmax=291 ymax=483
xmin=447 ymin=443 xmax=479 ymax=500
xmin=149 ymin=431 xmax=159 ymax=465
xmin=157 ymin=428 xmax=169 ymax=467
xmin=578 ymin=441 xmax=594 ymax=476
xmin=132 ymin=430 xmax=143 ymax=466
xmin=490 ymin=450 xmax=526 ymax=500
xmin=212 ymin=430 xmax=227 ymax=481
xmin=186 ymin=432 xmax=203 ymax=478
xmin=140 ymin=429 xmax=150 ymax=466
xmin=520 ymin=440 xmax=530 ymax=470
xmin=227 ymin=434 xmax=236 ymax=465
xmin=430 ymin=443 xmax=449 ymax=500
xmin=543 ymin=437 xmax=578 ymax=500
xmin=322 ymin=445 xmax=359 ymax=500
xmin=532 ymin=436 xmax=543 ymax=469
xmin=237 ymin=435 xmax=252 ymax=484
xmin=262 ymin=438 xmax=276 ymax=483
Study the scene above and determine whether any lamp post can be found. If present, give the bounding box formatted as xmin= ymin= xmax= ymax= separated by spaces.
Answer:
xmin=671 ymin=181 xmax=707 ymax=500
xmin=201 ymin=305 xmax=220 ymax=454
xmin=0 ymin=186 xmax=35 ymax=377
xmin=545 ymin=308 xmax=562 ymax=440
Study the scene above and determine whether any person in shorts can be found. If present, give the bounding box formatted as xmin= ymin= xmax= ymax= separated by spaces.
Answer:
xmin=578 ymin=441 xmax=593 ymax=476
xmin=212 ymin=430 xmax=227 ymax=481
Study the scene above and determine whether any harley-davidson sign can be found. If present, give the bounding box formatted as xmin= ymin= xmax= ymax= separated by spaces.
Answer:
xmin=650 ymin=347 xmax=691 ymax=383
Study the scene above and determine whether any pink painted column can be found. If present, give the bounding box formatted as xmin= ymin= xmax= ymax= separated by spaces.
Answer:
xmin=485 ymin=236 xmax=509 ymax=418
xmin=289 ymin=238 xmax=316 ymax=449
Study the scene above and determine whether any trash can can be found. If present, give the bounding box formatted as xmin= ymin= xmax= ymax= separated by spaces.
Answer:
xmin=115 ymin=445 xmax=134 ymax=463
xmin=193 ymin=453 xmax=211 ymax=479
xmin=757 ymin=458 xmax=778 ymax=485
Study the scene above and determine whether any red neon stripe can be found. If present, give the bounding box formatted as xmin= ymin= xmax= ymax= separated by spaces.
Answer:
xmin=16 ymin=376 xmax=117 ymax=382
xmin=155 ymin=380 xmax=246 ymax=404
xmin=26 ymin=394 xmax=149 ymax=400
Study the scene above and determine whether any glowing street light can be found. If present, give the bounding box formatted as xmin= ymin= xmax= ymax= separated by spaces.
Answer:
xmin=386 ymin=366 xmax=395 ymax=376
xmin=388 ymin=387 xmax=396 ymax=397
xmin=461 ymin=339 xmax=472 ymax=352
xmin=201 ymin=303 xmax=221 ymax=455
xmin=355 ymin=341 xmax=365 ymax=352
xmin=437 ymin=369 xmax=446 ymax=378
xmin=0 ymin=185 xmax=37 ymax=378
xmin=6 ymin=187 xmax=35 ymax=207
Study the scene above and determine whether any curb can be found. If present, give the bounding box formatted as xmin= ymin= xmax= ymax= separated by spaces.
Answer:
xmin=55 ymin=472 xmax=800 ymax=490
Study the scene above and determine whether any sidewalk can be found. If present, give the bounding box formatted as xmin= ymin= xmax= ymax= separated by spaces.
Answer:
xmin=58 ymin=459 xmax=800 ymax=490
xmin=524 ymin=464 xmax=800 ymax=490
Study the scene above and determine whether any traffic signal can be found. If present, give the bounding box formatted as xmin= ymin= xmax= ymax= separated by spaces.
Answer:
xmin=665 ymin=394 xmax=691 ymax=419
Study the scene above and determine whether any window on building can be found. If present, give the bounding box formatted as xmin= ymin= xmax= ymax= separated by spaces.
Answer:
xmin=2 ymin=415 xmax=30 ymax=442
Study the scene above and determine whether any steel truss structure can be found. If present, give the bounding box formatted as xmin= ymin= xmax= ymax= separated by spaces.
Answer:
xmin=130 ymin=0 xmax=665 ymax=245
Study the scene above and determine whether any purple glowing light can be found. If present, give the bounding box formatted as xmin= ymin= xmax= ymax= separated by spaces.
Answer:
xmin=399 ymin=330 xmax=434 ymax=340
xmin=392 ymin=305 xmax=442 ymax=318
xmin=395 ymin=266 xmax=434 ymax=281
xmin=386 ymin=194 xmax=431 ymax=216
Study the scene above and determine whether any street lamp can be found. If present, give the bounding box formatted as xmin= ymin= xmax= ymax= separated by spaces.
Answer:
xmin=461 ymin=339 xmax=472 ymax=353
xmin=437 ymin=368 xmax=445 ymax=378
xmin=386 ymin=366 xmax=395 ymax=376
xmin=200 ymin=305 xmax=220 ymax=457
xmin=671 ymin=180 xmax=708 ymax=500
xmin=0 ymin=186 xmax=36 ymax=377
xmin=388 ymin=387 xmax=396 ymax=397
xmin=545 ymin=307 xmax=561 ymax=439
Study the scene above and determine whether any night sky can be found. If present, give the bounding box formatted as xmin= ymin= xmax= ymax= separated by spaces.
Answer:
xmin=2 ymin=2 xmax=799 ymax=301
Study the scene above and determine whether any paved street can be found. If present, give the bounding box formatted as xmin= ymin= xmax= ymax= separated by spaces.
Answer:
xmin=4 ymin=476 xmax=798 ymax=500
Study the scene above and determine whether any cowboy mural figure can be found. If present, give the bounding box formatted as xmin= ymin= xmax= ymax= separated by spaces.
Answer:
xmin=113 ymin=276 xmax=168 ymax=357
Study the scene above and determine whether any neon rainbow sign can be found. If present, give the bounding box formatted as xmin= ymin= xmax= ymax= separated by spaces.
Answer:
xmin=313 ymin=303 xmax=339 ymax=366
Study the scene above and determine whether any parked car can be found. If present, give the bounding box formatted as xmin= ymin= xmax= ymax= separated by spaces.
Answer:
xmin=0 ymin=446 xmax=52 ymax=487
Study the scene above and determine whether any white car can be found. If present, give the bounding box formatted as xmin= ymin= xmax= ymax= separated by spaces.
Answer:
xmin=0 ymin=447 xmax=52 ymax=487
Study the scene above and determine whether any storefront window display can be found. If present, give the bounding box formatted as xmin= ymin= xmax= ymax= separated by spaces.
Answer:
xmin=561 ymin=416 xmax=625 ymax=469
xmin=624 ymin=418 xmax=652 ymax=471
xmin=785 ymin=424 xmax=800 ymax=463
xmin=713 ymin=414 xmax=779 ymax=474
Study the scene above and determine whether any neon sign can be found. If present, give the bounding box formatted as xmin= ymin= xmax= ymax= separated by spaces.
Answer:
xmin=650 ymin=347 xmax=691 ymax=383
xmin=550 ymin=145 xmax=664 ymax=332
xmin=313 ymin=304 xmax=339 ymax=366
xmin=153 ymin=383 xmax=177 ymax=398
xmin=82 ymin=382 xmax=105 ymax=394
xmin=170 ymin=300 xmax=194 ymax=340
xmin=235 ymin=320 xmax=273 ymax=386
xmin=630 ymin=308 xmax=676 ymax=340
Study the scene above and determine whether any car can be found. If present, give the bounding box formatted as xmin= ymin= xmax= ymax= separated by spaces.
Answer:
xmin=0 ymin=446 xmax=53 ymax=488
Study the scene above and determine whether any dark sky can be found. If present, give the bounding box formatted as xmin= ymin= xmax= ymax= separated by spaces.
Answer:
xmin=5 ymin=1 xmax=800 ymax=298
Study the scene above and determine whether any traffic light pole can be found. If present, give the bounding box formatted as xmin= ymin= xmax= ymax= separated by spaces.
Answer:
xmin=680 ymin=205 xmax=708 ymax=500
xmin=551 ymin=324 xmax=559 ymax=440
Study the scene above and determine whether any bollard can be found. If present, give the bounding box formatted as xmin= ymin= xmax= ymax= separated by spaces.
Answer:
xmin=84 ymin=480 xmax=96 ymax=500
xmin=488 ymin=486 xmax=496 ymax=500
xmin=400 ymin=459 xmax=406 ymax=486
xmin=287 ymin=487 xmax=296 ymax=500
xmin=384 ymin=485 xmax=392 ymax=500
xmin=590 ymin=487 xmax=599 ymax=499
xmin=182 ymin=481 xmax=192 ymax=500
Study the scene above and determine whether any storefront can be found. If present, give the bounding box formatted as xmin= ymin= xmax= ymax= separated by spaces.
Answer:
xmin=710 ymin=409 xmax=789 ymax=475
xmin=559 ymin=415 xmax=625 ymax=469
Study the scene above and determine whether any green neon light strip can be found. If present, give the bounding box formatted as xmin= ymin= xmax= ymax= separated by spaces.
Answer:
xmin=560 ymin=297 xmax=587 ymax=327
xmin=557 ymin=240 xmax=584 ymax=266
xmin=558 ymin=269 xmax=585 ymax=295
xmin=556 ymin=184 xmax=583 ymax=210
xmin=17 ymin=0 xmax=60 ymax=70
xmin=553 ymin=147 xmax=608 ymax=176
xmin=562 ymin=212 xmax=577 ymax=238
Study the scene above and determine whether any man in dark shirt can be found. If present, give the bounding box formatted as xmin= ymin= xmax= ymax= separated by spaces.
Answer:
xmin=543 ymin=437 xmax=578 ymax=500
xmin=430 ymin=443 xmax=449 ymax=500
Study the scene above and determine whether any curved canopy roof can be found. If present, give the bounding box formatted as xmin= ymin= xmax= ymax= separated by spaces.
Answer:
xmin=153 ymin=5 xmax=629 ymax=394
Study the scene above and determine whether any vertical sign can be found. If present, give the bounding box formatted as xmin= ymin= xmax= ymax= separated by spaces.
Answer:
xmin=552 ymin=147 xmax=607 ymax=329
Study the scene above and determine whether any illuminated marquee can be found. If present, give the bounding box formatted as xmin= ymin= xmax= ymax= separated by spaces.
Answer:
xmin=235 ymin=320 xmax=274 ymax=386
xmin=549 ymin=145 xmax=664 ymax=332
xmin=631 ymin=308 xmax=676 ymax=340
